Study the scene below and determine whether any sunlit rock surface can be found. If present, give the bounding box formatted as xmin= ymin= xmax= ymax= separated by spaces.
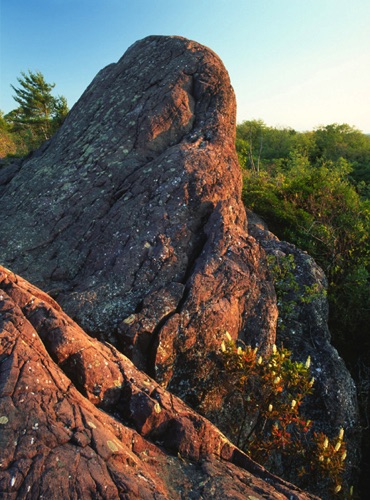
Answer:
xmin=0 ymin=265 xmax=317 ymax=499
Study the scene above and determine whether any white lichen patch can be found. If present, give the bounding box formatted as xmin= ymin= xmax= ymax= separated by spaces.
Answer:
xmin=123 ymin=314 xmax=136 ymax=325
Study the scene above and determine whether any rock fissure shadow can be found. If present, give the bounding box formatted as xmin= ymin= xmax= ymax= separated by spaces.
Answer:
xmin=147 ymin=208 xmax=213 ymax=378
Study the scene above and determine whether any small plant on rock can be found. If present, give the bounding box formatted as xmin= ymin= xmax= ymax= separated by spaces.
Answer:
xmin=220 ymin=334 xmax=350 ymax=497
xmin=266 ymin=253 xmax=326 ymax=330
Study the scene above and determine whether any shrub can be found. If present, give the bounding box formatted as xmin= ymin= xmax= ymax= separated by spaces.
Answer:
xmin=219 ymin=335 xmax=350 ymax=497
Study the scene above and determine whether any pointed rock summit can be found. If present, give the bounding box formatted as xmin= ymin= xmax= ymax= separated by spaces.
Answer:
xmin=0 ymin=36 xmax=358 ymax=497
xmin=0 ymin=34 xmax=276 ymax=393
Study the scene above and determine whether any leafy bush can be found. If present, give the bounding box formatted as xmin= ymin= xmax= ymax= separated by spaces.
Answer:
xmin=220 ymin=335 xmax=350 ymax=497
xmin=241 ymin=141 xmax=370 ymax=366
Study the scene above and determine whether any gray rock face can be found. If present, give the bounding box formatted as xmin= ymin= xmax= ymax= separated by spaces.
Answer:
xmin=0 ymin=35 xmax=359 ymax=495
xmin=247 ymin=211 xmax=360 ymax=484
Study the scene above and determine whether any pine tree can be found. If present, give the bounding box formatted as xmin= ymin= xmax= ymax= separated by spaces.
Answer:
xmin=5 ymin=70 xmax=68 ymax=149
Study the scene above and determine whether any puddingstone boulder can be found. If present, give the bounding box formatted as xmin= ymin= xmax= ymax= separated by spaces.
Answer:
xmin=0 ymin=36 xmax=359 ymax=497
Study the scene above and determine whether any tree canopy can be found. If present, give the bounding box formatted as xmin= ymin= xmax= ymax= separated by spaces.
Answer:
xmin=237 ymin=120 xmax=370 ymax=357
xmin=237 ymin=120 xmax=370 ymax=188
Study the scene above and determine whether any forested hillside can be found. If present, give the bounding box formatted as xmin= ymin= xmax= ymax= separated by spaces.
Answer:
xmin=237 ymin=120 xmax=370 ymax=488
xmin=237 ymin=121 xmax=370 ymax=359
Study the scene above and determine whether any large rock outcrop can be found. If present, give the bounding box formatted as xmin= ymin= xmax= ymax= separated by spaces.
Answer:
xmin=0 ymin=34 xmax=277 ymax=418
xmin=0 ymin=35 xmax=359 ymax=496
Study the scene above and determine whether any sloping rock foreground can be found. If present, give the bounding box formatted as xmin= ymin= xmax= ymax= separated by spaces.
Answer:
xmin=0 ymin=35 xmax=359 ymax=496
xmin=0 ymin=266 xmax=316 ymax=499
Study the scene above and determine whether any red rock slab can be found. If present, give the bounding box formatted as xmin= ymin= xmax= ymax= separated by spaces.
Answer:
xmin=0 ymin=266 xmax=317 ymax=499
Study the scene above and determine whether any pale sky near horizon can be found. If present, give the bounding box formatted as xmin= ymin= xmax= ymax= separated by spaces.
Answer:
xmin=1 ymin=0 xmax=369 ymax=132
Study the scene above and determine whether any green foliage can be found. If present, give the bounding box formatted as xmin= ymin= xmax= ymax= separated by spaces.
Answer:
xmin=266 ymin=253 xmax=325 ymax=329
xmin=237 ymin=120 xmax=370 ymax=195
xmin=220 ymin=335 xmax=350 ymax=497
xmin=312 ymin=124 xmax=370 ymax=185
xmin=239 ymin=127 xmax=370 ymax=364
xmin=237 ymin=120 xmax=370 ymax=494
xmin=0 ymin=111 xmax=17 ymax=157
xmin=1 ymin=70 xmax=68 ymax=157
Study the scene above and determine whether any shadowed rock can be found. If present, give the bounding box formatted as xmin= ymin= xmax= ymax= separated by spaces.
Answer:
xmin=247 ymin=211 xmax=360 ymax=487
xmin=0 ymin=35 xmax=359 ymax=496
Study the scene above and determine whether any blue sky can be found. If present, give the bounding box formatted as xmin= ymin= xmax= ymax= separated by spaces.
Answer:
xmin=1 ymin=0 xmax=370 ymax=132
